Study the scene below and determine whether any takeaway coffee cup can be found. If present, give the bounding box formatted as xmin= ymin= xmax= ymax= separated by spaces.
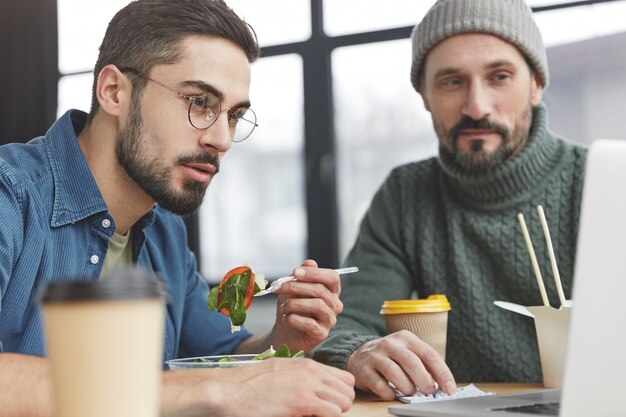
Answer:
xmin=380 ymin=295 xmax=451 ymax=360
xmin=41 ymin=267 xmax=165 ymax=417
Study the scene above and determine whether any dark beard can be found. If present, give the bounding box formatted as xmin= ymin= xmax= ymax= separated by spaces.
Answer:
xmin=115 ymin=98 xmax=218 ymax=216
xmin=451 ymin=138 xmax=512 ymax=171
xmin=441 ymin=111 xmax=530 ymax=172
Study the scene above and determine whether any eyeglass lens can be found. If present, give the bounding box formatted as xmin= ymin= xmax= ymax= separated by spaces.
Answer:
xmin=187 ymin=95 xmax=257 ymax=142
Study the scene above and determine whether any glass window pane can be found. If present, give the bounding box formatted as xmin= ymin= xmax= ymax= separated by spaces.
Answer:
xmin=58 ymin=0 xmax=310 ymax=75
xmin=324 ymin=0 xmax=436 ymax=36
xmin=58 ymin=0 xmax=132 ymax=74
xmin=333 ymin=40 xmax=438 ymax=260
xmin=545 ymin=33 xmax=626 ymax=146
xmin=57 ymin=73 xmax=94 ymax=118
xmin=534 ymin=3 xmax=626 ymax=47
xmin=322 ymin=0 xmax=626 ymax=47
xmin=226 ymin=0 xmax=311 ymax=46
xmin=200 ymin=54 xmax=306 ymax=283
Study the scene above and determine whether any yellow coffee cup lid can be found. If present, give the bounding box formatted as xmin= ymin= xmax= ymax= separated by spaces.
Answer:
xmin=380 ymin=294 xmax=451 ymax=314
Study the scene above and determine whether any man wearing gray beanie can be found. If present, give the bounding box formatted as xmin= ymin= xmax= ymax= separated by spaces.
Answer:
xmin=312 ymin=0 xmax=586 ymax=400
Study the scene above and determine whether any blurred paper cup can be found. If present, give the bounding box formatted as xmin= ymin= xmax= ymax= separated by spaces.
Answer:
xmin=41 ymin=267 xmax=165 ymax=417
xmin=380 ymin=295 xmax=451 ymax=360
xmin=495 ymin=301 xmax=571 ymax=388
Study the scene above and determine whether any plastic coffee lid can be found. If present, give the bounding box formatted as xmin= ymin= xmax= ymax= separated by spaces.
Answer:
xmin=42 ymin=267 xmax=166 ymax=303
xmin=380 ymin=294 xmax=451 ymax=314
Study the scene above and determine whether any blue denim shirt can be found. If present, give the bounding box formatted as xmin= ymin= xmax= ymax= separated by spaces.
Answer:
xmin=0 ymin=110 xmax=251 ymax=361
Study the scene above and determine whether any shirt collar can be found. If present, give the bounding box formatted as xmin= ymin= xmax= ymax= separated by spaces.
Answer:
xmin=46 ymin=110 xmax=159 ymax=230
xmin=45 ymin=110 xmax=110 ymax=227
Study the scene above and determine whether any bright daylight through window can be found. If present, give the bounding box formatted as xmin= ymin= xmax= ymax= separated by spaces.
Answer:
xmin=57 ymin=0 xmax=626 ymax=279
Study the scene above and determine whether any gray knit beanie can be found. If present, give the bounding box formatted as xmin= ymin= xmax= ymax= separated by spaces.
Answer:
xmin=410 ymin=0 xmax=548 ymax=91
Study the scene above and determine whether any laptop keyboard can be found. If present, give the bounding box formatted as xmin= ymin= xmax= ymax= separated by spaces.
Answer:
xmin=491 ymin=402 xmax=560 ymax=415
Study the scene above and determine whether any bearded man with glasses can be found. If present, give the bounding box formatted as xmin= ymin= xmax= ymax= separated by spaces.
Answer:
xmin=0 ymin=1 xmax=354 ymax=416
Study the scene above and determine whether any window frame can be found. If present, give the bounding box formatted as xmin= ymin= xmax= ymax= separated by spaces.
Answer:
xmin=55 ymin=0 xmax=626 ymax=270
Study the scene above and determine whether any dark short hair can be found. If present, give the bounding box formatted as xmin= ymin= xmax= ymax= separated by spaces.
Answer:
xmin=88 ymin=0 xmax=260 ymax=120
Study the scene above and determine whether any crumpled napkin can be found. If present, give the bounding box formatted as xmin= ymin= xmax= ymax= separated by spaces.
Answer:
xmin=396 ymin=383 xmax=494 ymax=404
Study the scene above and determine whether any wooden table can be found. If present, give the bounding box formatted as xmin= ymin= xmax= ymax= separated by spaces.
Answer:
xmin=342 ymin=383 xmax=544 ymax=417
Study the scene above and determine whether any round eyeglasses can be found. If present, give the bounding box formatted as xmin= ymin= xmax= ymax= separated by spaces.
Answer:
xmin=121 ymin=68 xmax=257 ymax=142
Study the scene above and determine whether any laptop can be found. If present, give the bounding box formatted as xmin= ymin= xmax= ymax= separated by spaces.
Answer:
xmin=389 ymin=139 xmax=626 ymax=417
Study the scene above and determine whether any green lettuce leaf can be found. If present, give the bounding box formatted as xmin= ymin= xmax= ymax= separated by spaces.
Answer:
xmin=207 ymin=269 xmax=252 ymax=327
xmin=253 ymin=346 xmax=276 ymax=361
xmin=274 ymin=344 xmax=291 ymax=358
xmin=253 ymin=344 xmax=304 ymax=360
xmin=207 ymin=286 xmax=219 ymax=310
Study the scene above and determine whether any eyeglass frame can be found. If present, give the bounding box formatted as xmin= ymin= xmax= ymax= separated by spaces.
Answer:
xmin=119 ymin=67 xmax=257 ymax=142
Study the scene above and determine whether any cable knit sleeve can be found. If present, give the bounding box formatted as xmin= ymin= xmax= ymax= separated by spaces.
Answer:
xmin=310 ymin=166 xmax=417 ymax=369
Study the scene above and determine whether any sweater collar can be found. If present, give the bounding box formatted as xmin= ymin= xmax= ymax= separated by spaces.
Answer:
xmin=437 ymin=103 xmax=562 ymax=208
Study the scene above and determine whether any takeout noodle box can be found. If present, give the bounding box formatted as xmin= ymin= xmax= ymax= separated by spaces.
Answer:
xmin=495 ymin=301 xmax=571 ymax=388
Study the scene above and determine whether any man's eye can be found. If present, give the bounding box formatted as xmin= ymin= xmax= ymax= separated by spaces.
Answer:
xmin=493 ymin=73 xmax=510 ymax=82
xmin=192 ymin=96 xmax=208 ymax=109
xmin=229 ymin=108 xmax=248 ymax=123
xmin=441 ymin=79 xmax=462 ymax=88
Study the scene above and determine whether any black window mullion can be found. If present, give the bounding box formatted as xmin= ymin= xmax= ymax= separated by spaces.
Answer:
xmin=301 ymin=0 xmax=339 ymax=268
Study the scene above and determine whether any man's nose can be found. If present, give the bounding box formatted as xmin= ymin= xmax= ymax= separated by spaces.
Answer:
xmin=462 ymin=81 xmax=492 ymax=121
xmin=199 ymin=111 xmax=232 ymax=153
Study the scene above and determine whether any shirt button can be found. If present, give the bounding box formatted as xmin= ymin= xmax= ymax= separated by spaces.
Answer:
xmin=90 ymin=255 xmax=100 ymax=264
xmin=102 ymin=219 xmax=111 ymax=228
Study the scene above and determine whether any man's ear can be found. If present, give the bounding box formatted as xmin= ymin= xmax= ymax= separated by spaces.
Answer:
xmin=95 ymin=65 xmax=133 ymax=117
xmin=419 ymin=88 xmax=432 ymax=113
xmin=530 ymin=71 xmax=544 ymax=106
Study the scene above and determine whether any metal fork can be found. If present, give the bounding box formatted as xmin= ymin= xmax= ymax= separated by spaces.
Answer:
xmin=254 ymin=266 xmax=359 ymax=297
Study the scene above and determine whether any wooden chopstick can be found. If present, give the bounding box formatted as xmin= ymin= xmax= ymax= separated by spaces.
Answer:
xmin=517 ymin=213 xmax=550 ymax=307
xmin=536 ymin=205 xmax=567 ymax=308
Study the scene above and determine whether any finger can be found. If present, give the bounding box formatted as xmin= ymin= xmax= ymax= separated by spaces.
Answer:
xmin=300 ymin=259 xmax=318 ymax=268
xmin=300 ymin=400 xmax=342 ymax=417
xmin=388 ymin=348 xmax=436 ymax=395
xmin=357 ymin=367 xmax=398 ymax=401
xmin=277 ymin=281 xmax=342 ymax=314
xmin=318 ymin=369 xmax=355 ymax=400
xmin=374 ymin=354 xmax=418 ymax=397
xmin=281 ymin=313 xmax=328 ymax=343
xmin=366 ymin=331 xmax=438 ymax=395
xmin=279 ymin=281 xmax=332 ymax=299
xmin=293 ymin=360 xmax=354 ymax=413
xmin=423 ymin=353 xmax=456 ymax=394
xmin=314 ymin=384 xmax=354 ymax=414
xmin=292 ymin=265 xmax=341 ymax=294
xmin=356 ymin=341 xmax=423 ymax=396
xmin=405 ymin=335 xmax=456 ymax=394
xmin=281 ymin=298 xmax=336 ymax=328
xmin=323 ymin=365 xmax=356 ymax=387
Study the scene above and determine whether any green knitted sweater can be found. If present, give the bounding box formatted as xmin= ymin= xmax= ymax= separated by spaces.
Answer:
xmin=311 ymin=104 xmax=587 ymax=383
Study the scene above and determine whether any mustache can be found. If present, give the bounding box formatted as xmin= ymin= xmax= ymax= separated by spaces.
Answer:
xmin=449 ymin=116 xmax=509 ymax=143
xmin=178 ymin=152 xmax=220 ymax=173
